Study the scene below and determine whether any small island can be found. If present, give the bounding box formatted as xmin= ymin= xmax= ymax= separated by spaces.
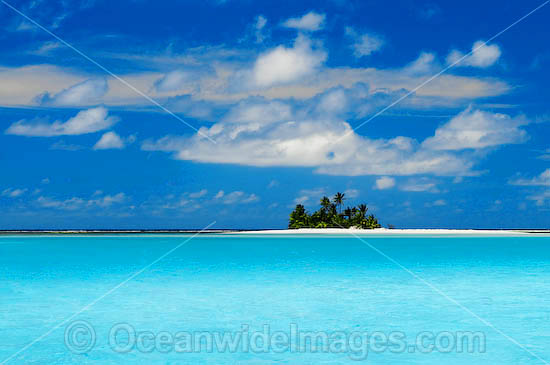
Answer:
xmin=289 ymin=192 xmax=382 ymax=229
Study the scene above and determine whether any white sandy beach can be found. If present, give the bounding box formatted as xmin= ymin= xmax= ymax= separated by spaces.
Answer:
xmin=231 ymin=228 xmax=538 ymax=235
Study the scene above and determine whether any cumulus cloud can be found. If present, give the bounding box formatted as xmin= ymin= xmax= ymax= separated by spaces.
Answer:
xmin=282 ymin=12 xmax=325 ymax=31
xmin=447 ymin=41 xmax=501 ymax=68
xmin=252 ymin=34 xmax=327 ymax=87
xmin=422 ymin=108 xmax=528 ymax=150
xmin=345 ymin=27 xmax=384 ymax=58
xmin=374 ymin=177 xmax=395 ymax=190
xmin=36 ymin=78 xmax=108 ymax=106
xmin=144 ymin=98 xmax=534 ymax=177
xmin=509 ymin=169 xmax=550 ymax=187
xmin=404 ymin=52 xmax=439 ymax=75
xmin=93 ymin=131 xmax=125 ymax=150
xmin=5 ymin=107 xmax=119 ymax=137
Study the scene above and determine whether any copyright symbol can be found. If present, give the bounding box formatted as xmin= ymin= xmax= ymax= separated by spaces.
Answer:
xmin=64 ymin=320 xmax=96 ymax=354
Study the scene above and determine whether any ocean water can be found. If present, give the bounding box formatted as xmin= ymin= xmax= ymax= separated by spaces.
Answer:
xmin=1 ymin=234 xmax=550 ymax=364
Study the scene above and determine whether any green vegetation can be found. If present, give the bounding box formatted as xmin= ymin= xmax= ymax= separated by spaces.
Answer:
xmin=289 ymin=192 xmax=381 ymax=229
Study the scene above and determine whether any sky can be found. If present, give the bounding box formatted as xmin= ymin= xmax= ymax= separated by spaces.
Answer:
xmin=0 ymin=0 xmax=549 ymax=229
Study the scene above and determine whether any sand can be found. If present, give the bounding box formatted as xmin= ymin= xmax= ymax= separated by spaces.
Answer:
xmin=229 ymin=228 xmax=536 ymax=235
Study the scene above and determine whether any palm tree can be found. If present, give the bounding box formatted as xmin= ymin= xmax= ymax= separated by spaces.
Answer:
xmin=288 ymin=192 xmax=381 ymax=230
xmin=333 ymin=192 xmax=345 ymax=214
xmin=320 ymin=196 xmax=331 ymax=212
xmin=344 ymin=207 xmax=352 ymax=219
xmin=357 ymin=204 xmax=368 ymax=217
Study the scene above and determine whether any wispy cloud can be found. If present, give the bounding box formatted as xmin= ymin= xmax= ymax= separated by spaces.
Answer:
xmin=293 ymin=188 xmax=326 ymax=206
xmin=425 ymin=199 xmax=447 ymax=207
xmin=37 ymin=192 xmax=126 ymax=211
xmin=217 ymin=191 xmax=259 ymax=205
xmin=189 ymin=189 xmax=208 ymax=198
xmin=345 ymin=27 xmax=384 ymax=58
xmin=2 ymin=188 xmax=27 ymax=198
xmin=400 ymin=178 xmax=439 ymax=193
xmin=509 ymin=169 xmax=550 ymax=186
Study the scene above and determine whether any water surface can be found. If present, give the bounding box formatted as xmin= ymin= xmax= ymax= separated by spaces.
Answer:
xmin=1 ymin=234 xmax=549 ymax=364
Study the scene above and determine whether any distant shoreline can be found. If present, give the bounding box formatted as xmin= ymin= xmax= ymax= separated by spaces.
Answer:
xmin=1 ymin=228 xmax=549 ymax=235
xmin=0 ymin=230 xmax=232 ymax=235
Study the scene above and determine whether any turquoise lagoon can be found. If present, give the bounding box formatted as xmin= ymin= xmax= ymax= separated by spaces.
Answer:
xmin=1 ymin=234 xmax=550 ymax=364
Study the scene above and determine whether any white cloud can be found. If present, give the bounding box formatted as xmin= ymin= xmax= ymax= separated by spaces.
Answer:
xmin=189 ymin=189 xmax=208 ymax=198
xmin=293 ymin=188 xmax=326 ymax=206
xmin=374 ymin=176 xmax=395 ymax=190
xmin=400 ymin=179 xmax=439 ymax=193
xmin=404 ymin=52 xmax=439 ymax=75
xmin=94 ymin=193 xmax=126 ymax=207
xmin=219 ymin=191 xmax=259 ymax=204
xmin=345 ymin=27 xmax=384 ymax=58
xmin=146 ymin=104 xmax=522 ymax=177
xmin=37 ymin=196 xmax=85 ymax=210
xmin=447 ymin=41 xmax=501 ymax=68
xmin=0 ymin=51 xmax=509 ymax=107
xmin=93 ymin=131 xmax=125 ymax=150
xmin=37 ymin=192 xmax=126 ymax=210
xmin=1 ymin=188 xmax=27 ymax=198
xmin=36 ymin=78 xmax=108 ymax=106
xmin=528 ymin=191 xmax=550 ymax=207
xmin=5 ymin=107 xmax=118 ymax=137
xmin=425 ymin=199 xmax=447 ymax=207
xmin=153 ymin=70 xmax=203 ymax=93
xmin=509 ymin=169 xmax=550 ymax=187
xmin=344 ymin=188 xmax=360 ymax=198
xmin=538 ymin=149 xmax=550 ymax=161
xmin=49 ymin=140 xmax=84 ymax=151
xmin=252 ymin=34 xmax=327 ymax=87
xmin=282 ymin=12 xmax=325 ymax=31
xmin=41 ymin=178 xmax=50 ymax=184
xmin=267 ymin=180 xmax=279 ymax=188
xmin=215 ymin=190 xmax=225 ymax=199
xmin=223 ymin=99 xmax=292 ymax=125
xmin=30 ymin=41 xmax=63 ymax=56
xmin=254 ymin=15 xmax=268 ymax=43
xmin=422 ymin=108 xmax=528 ymax=151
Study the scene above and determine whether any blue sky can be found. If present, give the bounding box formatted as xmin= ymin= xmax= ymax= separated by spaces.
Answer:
xmin=0 ymin=0 xmax=549 ymax=229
